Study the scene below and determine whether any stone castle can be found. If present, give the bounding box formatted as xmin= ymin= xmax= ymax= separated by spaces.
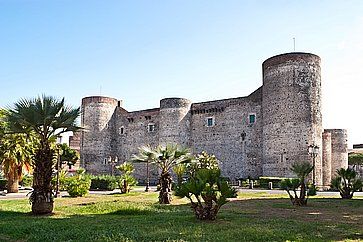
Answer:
xmin=80 ymin=52 xmax=348 ymax=187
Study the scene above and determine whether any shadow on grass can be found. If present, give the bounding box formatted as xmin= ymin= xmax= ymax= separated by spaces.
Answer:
xmin=0 ymin=197 xmax=362 ymax=241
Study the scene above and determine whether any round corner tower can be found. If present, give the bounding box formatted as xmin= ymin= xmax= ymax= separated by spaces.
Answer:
xmin=159 ymin=98 xmax=191 ymax=147
xmin=80 ymin=96 xmax=119 ymax=174
xmin=324 ymin=129 xmax=348 ymax=178
xmin=262 ymin=53 xmax=323 ymax=183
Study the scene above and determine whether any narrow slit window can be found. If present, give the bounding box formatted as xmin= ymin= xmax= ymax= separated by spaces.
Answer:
xmin=206 ymin=117 xmax=214 ymax=127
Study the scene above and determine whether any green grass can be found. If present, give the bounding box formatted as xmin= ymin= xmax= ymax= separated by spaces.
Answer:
xmin=0 ymin=192 xmax=362 ymax=241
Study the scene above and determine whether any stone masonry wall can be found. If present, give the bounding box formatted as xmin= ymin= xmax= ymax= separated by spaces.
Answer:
xmin=262 ymin=53 xmax=323 ymax=185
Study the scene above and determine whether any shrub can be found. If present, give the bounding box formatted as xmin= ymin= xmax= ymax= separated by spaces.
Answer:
xmin=116 ymin=162 xmax=137 ymax=193
xmin=90 ymin=175 xmax=117 ymax=191
xmin=331 ymin=168 xmax=363 ymax=199
xmin=259 ymin=177 xmax=285 ymax=189
xmin=51 ymin=170 xmax=68 ymax=191
xmin=280 ymin=161 xmax=314 ymax=206
xmin=0 ymin=179 xmax=7 ymax=190
xmin=66 ymin=169 xmax=91 ymax=197
xmin=20 ymin=175 xmax=33 ymax=187
xmin=175 ymin=152 xmax=237 ymax=220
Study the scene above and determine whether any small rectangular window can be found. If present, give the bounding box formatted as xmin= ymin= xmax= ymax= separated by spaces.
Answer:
xmin=148 ymin=123 xmax=155 ymax=132
xmin=206 ymin=117 xmax=214 ymax=127
xmin=249 ymin=114 xmax=256 ymax=124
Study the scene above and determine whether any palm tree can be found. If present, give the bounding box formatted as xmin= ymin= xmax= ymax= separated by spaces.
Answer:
xmin=6 ymin=96 xmax=81 ymax=214
xmin=331 ymin=168 xmax=363 ymax=199
xmin=132 ymin=144 xmax=190 ymax=204
xmin=131 ymin=145 xmax=155 ymax=192
xmin=280 ymin=161 xmax=314 ymax=206
xmin=0 ymin=134 xmax=34 ymax=193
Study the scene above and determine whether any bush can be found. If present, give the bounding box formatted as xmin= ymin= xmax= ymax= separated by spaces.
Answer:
xmin=280 ymin=161 xmax=314 ymax=206
xmin=51 ymin=170 xmax=69 ymax=191
xmin=175 ymin=152 xmax=237 ymax=220
xmin=66 ymin=169 xmax=91 ymax=197
xmin=0 ymin=179 xmax=7 ymax=190
xmin=331 ymin=168 xmax=363 ymax=199
xmin=90 ymin=175 xmax=117 ymax=191
xmin=20 ymin=175 xmax=33 ymax=187
xmin=116 ymin=162 xmax=137 ymax=193
xmin=259 ymin=177 xmax=285 ymax=189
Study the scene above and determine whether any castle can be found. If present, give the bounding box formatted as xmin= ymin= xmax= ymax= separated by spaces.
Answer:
xmin=80 ymin=52 xmax=348 ymax=187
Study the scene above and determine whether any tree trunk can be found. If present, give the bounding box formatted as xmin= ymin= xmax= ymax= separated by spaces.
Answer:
xmin=30 ymin=141 xmax=54 ymax=215
xmin=7 ymin=176 xmax=19 ymax=193
xmin=159 ymin=172 xmax=172 ymax=204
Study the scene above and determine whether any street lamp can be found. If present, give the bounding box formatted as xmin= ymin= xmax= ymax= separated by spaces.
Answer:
xmin=108 ymin=156 xmax=118 ymax=176
xmin=308 ymin=144 xmax=319 ymax=186
xmin=145 ymin=160 xmax=150 ymax=192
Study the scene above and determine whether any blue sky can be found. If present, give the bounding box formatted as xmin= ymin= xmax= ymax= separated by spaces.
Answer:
xmin=0 ymin=1 xmax=362 ymax=146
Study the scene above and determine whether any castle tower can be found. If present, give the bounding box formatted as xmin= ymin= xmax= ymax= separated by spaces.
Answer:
xmin=324 ymin=129 xmax=348 ymax=178
xmin=262 ymin=53 xmax=323 ymax=184
xmin=322 ymin=131 xmax=332 ymax=188
xmin=80 ymin=96 xmax=119 ymax=174
xmin=159 ymin=98 xmax=191 ymax=147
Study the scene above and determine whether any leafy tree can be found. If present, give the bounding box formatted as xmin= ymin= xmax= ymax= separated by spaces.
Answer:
xmin=175 ymin=152 xmax=237 ymax=220
xmin=0 ymin=110 xmax=35 ymax=193
xmin=132 ymin=144 xmax=190 ymax=204
xmin=6 ymin=96 xmax=80 ymax=214
xmin=59 ymin=143 xmax=79 ymax=169
xmin=0 ymin=133 xmax=34 ymax=193
xmin=280 ymin=161 xmax=314 ymax=206
xmin=331 ymin=168 xmax=363 ymax=199
xmin=348 ymin=153 xmax=363 ymax=168
xmin=116 ymin=162 xmax=136 ymax=193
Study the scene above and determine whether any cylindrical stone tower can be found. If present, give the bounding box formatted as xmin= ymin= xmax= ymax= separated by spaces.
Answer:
xmin=80 ymin=96 xmax=118 ymax=174
xmin=159 ymin=98 xmax=191 ymax=147
xmin=325 ymin=129 xmax=348 ymax=178
xmin=262 ymin=53 xmax=323 ymax=183
xmin=322 ymin=131 xmax=332 ymax=188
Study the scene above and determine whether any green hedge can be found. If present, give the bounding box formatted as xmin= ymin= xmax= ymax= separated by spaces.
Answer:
xmin=0 ymin=179 xmax=7 ymax=190
xmin=259 ymin=177 xmax=285 ymax=189
xmin=90 ymin=175 xmax=117 ymax=191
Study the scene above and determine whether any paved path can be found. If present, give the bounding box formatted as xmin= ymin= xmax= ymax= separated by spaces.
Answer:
xmin=1 ymin=187 xmax=362 ymax=200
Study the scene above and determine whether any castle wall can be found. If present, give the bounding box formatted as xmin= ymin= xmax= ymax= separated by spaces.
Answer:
xmin=190 ymin=88 xmax=263 ymax=180
xmin=262 ymin=53 xmax=323 ymax=184
xmin=80 ymin=96 xmax=118 ymax=174
xmin=79 ymin=52 xmax=348 ymax=185
xmin=322 ymin=131 xmax=332 ymax=188
xmin=325 ymin=129 xmax=348 ymax=178
xmin=114 ymin=108 xmax=160 ymax=181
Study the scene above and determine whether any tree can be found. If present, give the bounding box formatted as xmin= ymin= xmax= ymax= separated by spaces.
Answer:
xmin=348 ymin=153 xmax=363 ymax=168
xmin=331 ymin=168 xmax=363 ymax=199
xmin=116 ymin=162 xmax=136 ymax=193
xmin=0 ymin=133 xmax=34 ymax=193
xmin=59 ymin=143 xmax=79 ymax=169
xmin=175 ymin=152 xmax=237 ymax=220
xmin=132 ymin=144 xmax=190 ymax=204
xmin=280 ymin=161 xmax=314 ymax=206
xmin=6 ymin=96 xmax=81 ymax=214
xmin=0 ymin=110 xmax=35 ymax=193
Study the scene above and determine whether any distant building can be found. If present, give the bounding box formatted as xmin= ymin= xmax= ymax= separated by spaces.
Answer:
xmin=80 ymin=52 xmax=348 ymax=187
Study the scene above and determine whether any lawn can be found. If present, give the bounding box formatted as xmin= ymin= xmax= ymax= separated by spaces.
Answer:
xmin=0 ymin=191 xmax=362 ymax=242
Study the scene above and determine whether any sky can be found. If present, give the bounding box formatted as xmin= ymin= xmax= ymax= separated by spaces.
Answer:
xmin=0 ymin=1 xmax=362 ymax=147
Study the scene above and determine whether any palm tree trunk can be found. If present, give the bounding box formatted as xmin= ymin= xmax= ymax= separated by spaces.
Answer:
xmin=159 ymin=171 xmax=172 ymax=204
xmin=30 ymin=142 xmax=54 ymax=215
xmin=6 ymin=170 xmax=19 ymax=193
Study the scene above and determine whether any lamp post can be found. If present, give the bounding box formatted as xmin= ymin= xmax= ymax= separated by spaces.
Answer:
xmin=108 ymin=156 xmax=118 ymax=176
xmin=308 ymin=144 xmax=319 ymax=186
xmin=145 ymin=160 xmax=150 ymax=192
